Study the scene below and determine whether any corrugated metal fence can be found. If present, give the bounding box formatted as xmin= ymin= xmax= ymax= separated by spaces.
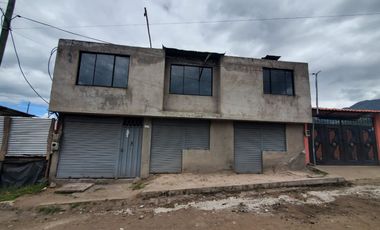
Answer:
xmin=0 ymin=116 xmax=53 ymax=156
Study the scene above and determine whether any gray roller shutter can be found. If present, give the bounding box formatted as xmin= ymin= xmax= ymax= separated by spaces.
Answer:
xmin=0 ymin=116 xmax=4 ymax=148
xmin=234 ymin=123 xmax=262 ymax=173
xmin=261 ymin=123 xmax=286 ymax=151
xmin=183 ymin=120 xmax=210 ymax=149
xmin=7 ymin=117 xmax=52 ymax=156
xmin=150 ymin=119 xmax=210 ymax=173
xmin=234 ymin=122 xmax=286 ymax=173
xmin=57 ymin=116 xmax=122 ymax=178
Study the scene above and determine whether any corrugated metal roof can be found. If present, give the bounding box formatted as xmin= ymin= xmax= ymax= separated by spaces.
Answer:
xmin=313 ymin=107 xmax=380 ymax=113
xmin=163 ymin=46 xmax=225 ymax=60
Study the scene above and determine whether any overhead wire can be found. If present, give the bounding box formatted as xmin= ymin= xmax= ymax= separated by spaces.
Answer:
xmin=14 ymin=15 xmax=111 ymax=44
xmin=9 ymin=29 xmax=49 ymax=104
xmin=11 ymin=11 xmax=380 ymax=30
xmin=48 ymin=47 xmax=57 ymax=81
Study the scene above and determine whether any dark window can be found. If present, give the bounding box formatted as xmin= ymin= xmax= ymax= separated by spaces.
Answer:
xmin=77 ymin=52 xmax=130 ymax=88
xmin=263 ymin=68 xmax=294 ymax=95
xmin=170 ymin=64 xmax=212 ymax=96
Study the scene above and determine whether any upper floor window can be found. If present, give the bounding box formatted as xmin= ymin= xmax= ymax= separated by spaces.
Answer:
xmin=77 ymin=52 xmax=130 ymax=88
xmin=170 ymin=64 xmax=212 ymax=96
xmin=263 ymin=68 xmax=294 ymax=96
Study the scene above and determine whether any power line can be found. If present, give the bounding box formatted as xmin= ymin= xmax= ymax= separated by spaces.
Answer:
xmin=15 ymin=15 xmax=111 ymax=43
xmin=48 ymin=46 xmax=57 ymax=81
xmin=9 ymin=29 xmax=49 ymax=104
xmin=11 ymin=30 xmax=41 ymax=44
xmin=12 ymin=11 xmax=380 ymax=30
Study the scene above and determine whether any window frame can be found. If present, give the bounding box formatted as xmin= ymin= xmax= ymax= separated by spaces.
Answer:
xmin=263 ymin=67 xmax=295 ymax=96
xmin=76 ymin=51 xmax=131 ymax=89
xmin=169 ymin=64 xmax=213 ymax=96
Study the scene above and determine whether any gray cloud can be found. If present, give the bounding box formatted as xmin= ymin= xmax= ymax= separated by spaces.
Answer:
xmin=0 ymin=0 xmax=379 ymax=111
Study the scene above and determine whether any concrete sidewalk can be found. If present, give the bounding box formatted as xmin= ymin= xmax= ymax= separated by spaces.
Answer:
xmin=14 ymin=183 xmax=140 ymax=208
xmin=316 ymin=166 xmax=380 ymax=182
xmin=11 ymin=170 xmax=345 ymax=208
xmin=140 ymin=171 xmax=345 ymax=198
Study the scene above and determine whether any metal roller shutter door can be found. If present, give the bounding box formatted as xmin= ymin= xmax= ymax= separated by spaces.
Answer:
xmin=234 ymin=123 xmax=262 ymax=173
xmin=150 ymin=119 xmax=210 ymax=173
xmin=57 ymin=116 xmax=122 ymax=178
xmin=234 ymin=122 xmax=286 ymax=173
xmin=261 ymin=123 xmax=286 ymax=151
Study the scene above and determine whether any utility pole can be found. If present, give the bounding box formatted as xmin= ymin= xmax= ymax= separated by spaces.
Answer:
xmin=26 ymin=101 xmax=30 ymax=113
xmin=143 ymin=7 xmax=152 ymax=48
xmin=0 ymin=0 xmax=16 ymax=66
xmin=312 ymin=71 xmax=321 ymax=115
xmin=311 ymin=70 xmax=321 ymax=165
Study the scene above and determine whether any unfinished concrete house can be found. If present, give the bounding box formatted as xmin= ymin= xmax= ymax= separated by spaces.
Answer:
xmin=49 ymin=39 xmax=312 ymax=179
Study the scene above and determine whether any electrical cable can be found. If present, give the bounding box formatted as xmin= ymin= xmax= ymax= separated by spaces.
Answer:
xmin=48 ymin=46 xmax=57 ymax=81
xmin=9 ymin=29 xmax=49 ymax=104
xmin=15 ymin=15 xmax=111 ymax=44
xmin=12 ymin=11 xmax=380 ymax=29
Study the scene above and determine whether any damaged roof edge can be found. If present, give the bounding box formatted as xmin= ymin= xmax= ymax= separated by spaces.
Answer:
xmin=163 ymin=46 xmax=225 ymax=60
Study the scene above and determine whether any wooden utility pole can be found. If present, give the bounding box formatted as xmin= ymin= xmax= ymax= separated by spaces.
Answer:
xmin=143 ymin=7 xmax=152 ymax=48
xmin=0 ymin=0 xmax=16 ymax=66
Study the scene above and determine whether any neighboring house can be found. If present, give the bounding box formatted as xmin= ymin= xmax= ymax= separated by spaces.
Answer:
xmin=49 ymin=39 xmax=312 ymax=179
xmin=0 ymin=105 xmax=34 ymax=117
xmin=0 ymin=106 xmax=53 ymax=187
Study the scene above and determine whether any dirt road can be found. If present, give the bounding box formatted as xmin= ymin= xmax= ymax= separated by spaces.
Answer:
xmin=1 ymin=184 xmax=380 ymax=230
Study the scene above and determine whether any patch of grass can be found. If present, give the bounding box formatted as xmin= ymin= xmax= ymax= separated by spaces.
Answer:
xmin=130 ymin=181 xmax=146 ymax=190
xmin=38 ymin=205 xmax=64 ymax=215
xmin=70 ymin=203 xmax=80 ymax=209
xmin=0 ymin=183 xmax=46 ymax=202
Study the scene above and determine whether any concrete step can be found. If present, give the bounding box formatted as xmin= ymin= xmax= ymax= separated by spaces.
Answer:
xmin=139 ymin=177 xmax=346 ymax=199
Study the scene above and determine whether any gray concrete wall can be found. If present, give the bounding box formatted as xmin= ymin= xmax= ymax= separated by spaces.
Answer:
xmin=50 ymin=40 xmax=166 ymax=116
xmin=262 ymin=123 xmax=306 ymax=172
xmin=50 ymin=39 xmax=311 ymax=124
xmin=220 ymin=56 xmax=311 ymax=123
xmin=182 ymin=120 xmax=234 ymax=172
xmin=182 ymin=121 xmax=305 ymax=173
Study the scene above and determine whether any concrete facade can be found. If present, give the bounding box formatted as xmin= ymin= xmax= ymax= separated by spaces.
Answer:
xmin=182 ymin=120 xmax=234 ymax=173
xmin=50 ymin=39 xmax=312 ymax=123
xmin=49 ymin=39 xmax=312 ymax=179
xmin=262 ymin=124 xmax=305 ymax=172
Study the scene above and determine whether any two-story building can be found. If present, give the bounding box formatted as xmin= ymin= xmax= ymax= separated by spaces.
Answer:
xmin=48 ymin=39 xmax=312 ymax=179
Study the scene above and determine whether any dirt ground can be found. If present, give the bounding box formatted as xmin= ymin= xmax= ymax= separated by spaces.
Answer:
xmin=1 ymin=183 xmax=380 ymax=230
xmin=0 ymin=184 xmax=380 ymax=230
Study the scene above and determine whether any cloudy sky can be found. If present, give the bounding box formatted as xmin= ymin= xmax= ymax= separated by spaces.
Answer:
xmin=0 ymin=0 xmax=379 ymax=116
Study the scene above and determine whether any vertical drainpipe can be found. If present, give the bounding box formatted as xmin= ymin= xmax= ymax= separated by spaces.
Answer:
xmin=374 ymin=113 xmax=380 ymax=164
xmin=304 ymin=123 xmax=310 ymax=164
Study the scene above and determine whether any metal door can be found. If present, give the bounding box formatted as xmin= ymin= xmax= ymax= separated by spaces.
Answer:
xmin=309 ymin=117 xmax=378 ymax=165
xmin=234 ymin=123 xmax=262 ymax=173
xmin=150 ymin=119 xmax=210 ymax=173
xmin=234 ymin=122 xmax=286 ymax=173
xmin=117 ymin=126 xmax=142 ymax=178
xmin=57 ymin=116 xmax=122 ymax=178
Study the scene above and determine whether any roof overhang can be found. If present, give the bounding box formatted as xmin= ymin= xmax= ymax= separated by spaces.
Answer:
xmin=163 ymin=46 xmax=225 ymax=61
xmin=313 ymin=107 xmax=380 ymax=119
